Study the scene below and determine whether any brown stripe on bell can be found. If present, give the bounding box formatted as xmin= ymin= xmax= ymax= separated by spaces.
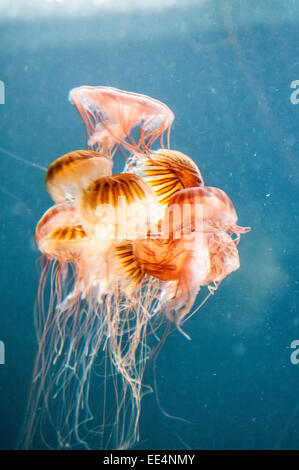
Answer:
xmin=45 ymin=149 xmax=113 ymax=203
xmin=51 ymin=225 xmax=87 ymax=242
xmin=112 ymin=242 xmax=144 ymax=288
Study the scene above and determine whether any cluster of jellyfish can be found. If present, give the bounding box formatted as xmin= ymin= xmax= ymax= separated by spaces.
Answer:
xmin=22 ymin=86 xmax=250 ymax=449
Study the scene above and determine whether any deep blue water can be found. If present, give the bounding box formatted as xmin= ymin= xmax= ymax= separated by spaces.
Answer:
xmin=0 ymin=0 xmax=298 ymax=450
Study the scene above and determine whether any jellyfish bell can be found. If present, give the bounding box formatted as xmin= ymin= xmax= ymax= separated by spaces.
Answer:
xmin=133 ymin=236 xmax=206 ymax=282
xmin=69 ymin=86 xmax=175 ymax=156
xmin=77 ymin=172 xmax=158 ymax=245
xmin=35 ymin=202 xmax=89 ymax=263
xmin=134 ymin=237 xmax=185 ymax=281
xmin=125 ymin=149 xmax=204 ymax=207
xmin=46 ymin=149 xmax=113 ymax=203
xmin=163 ymin=186 xmax=251 ymax=238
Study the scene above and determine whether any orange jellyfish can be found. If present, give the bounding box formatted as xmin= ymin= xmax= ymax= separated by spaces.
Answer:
xmin=69 ymin=86 xmax=175 ymax=157
xmin=24 ymin=86 xmax=251 ymax=450
xmin=46 ymin=149 xmax=113 ymax=203
xmin=134 ymin=231 xmax=240 ymax=338
xmin=23 ymin=162 xmax=163 ymax=450
xmin=163 ymin=186 xmax=251 ymax=239
xmin=125 ymin=149 xmax=204 ymax=206
xmin=35 ymin=201 xmax=89 ymax=263
xmin=134 ymin=183 xmax=250 ymax=337
xmin=77 ymin=172 xmax=157 ymax=242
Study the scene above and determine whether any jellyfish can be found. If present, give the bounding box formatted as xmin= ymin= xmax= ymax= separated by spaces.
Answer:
xmin=125 ymin=149 xmax=204 ymax=206
xmin=133 ymin=185 xmax=248 ymax=337
xmin=23 ymin=87 xmax=250 ymax=450
xmin=24 ymin=162 xmax=162 ymax=449
xmin=34 ymin=201 xmax=89 ymax=263
xmin=135 ymin=231 xmax=240 ymax=334
xmin=69 ymin=86 xmax=175 ymax=157
xmin=46 ymin=149 xmax=113 ymax=203
xmin=163 ymin=186 xmax=251 ymax=240
xmin=77 ymin=172 xmax=157 ymax=242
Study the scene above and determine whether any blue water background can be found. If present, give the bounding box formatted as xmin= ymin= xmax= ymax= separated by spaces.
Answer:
xmin=0 ymin=0 xmax=298 ymax=449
